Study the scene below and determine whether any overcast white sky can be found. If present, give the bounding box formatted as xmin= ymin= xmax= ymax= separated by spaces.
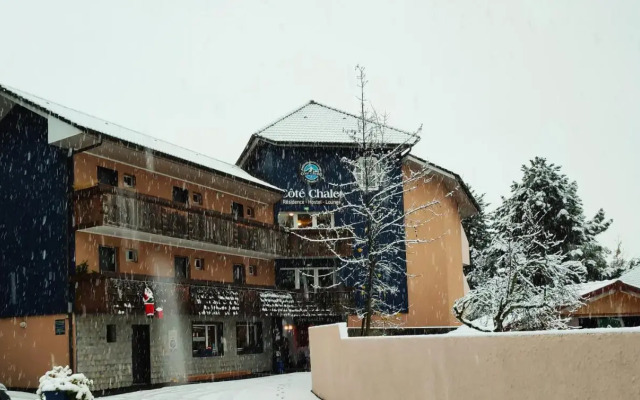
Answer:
xmin=1 ymin=1 xmax=638 ymax=257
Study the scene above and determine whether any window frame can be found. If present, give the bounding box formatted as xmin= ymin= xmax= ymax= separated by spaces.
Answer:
xmin=192 ymin=192 xmax=203 ymax=205
xmin=125 ymin=249 xmax=138 ymax=263
xmin=233 ymin=264 xmax=246 ymax=284
xmin=123 ymin=174 xmax=136 ymax=188
xmin=172 ymin=186 xmax=189 ymax=204
xmin=98 ymin=245 xmax=117 ymax=273
xmin=194 ymin=258 xmax=205 ymax=271
xmin=231 ymin=202 xmax=244 ymax=219
xmin=192 ymin=322 xmax=224 ymax=358
xmin=276 ymin=212 xmax=335 ymax=229
xmin=97 ymin=166 xmax=118 ymax=187
xmin=236 ymin=322 xmax=263 ymax=355
xmin=280 ymin=267 xmax=336 ymax=291
xmin=174 ymin=255 xmax=189 ymax=279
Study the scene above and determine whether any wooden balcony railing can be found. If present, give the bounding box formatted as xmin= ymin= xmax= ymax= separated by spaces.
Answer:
xmin=74 ymin=185 xmax=350 ymax=258
xmin=72 ymin=273 xmax=354 ymax=317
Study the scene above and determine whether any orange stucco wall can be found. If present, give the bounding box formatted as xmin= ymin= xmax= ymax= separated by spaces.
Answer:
xmin=0 ymin=315 xmax=70 ymax=389
xmin=401 ymin=165 xmax=466 ymax=327
xmin=75 ymin=232 xmax=275 ymax=286
xmin=346 ymin=166 xmax=468 ymax=329
xmin=573 ymin=291 xmax=640 ymax=317
xmin=73 ymin=153 xmax=274 ymax=224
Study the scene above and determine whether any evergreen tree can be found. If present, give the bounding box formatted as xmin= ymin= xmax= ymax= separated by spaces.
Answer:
xmin=454 ymin=202 xmax=584 ymax=332
xmin=491 ymin=157 xmax=611 ymax=282
xmin=461 ymin=188 xmax=492 ymax=287
xmin=604 ymin=241 xmax=638 ymax=279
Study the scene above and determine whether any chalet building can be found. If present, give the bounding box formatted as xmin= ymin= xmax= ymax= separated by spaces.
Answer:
xmin=0 ymin=87 xmax=350 ymax=390
xmin=0 ymin=88 xmax=477 ymax=391
xmin=565 ymin=267 xmax=640 ymax=328
xmin=237 ymin=101 xmax=478 ymax=334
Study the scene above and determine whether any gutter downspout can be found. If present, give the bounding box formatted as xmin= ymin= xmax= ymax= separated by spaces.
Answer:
xmin=66 ymin=135 xmax=103 ymax=372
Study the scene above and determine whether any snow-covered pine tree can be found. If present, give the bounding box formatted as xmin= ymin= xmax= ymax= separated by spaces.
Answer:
xmin=453 ymin=203 xmax=585 ymax=332
xmin=604 ymin=241 xmax=638 ymax=279
xmin=297 ymin=66 xmax=433 ymax=336
xmin=461 ymin=188 xmax=491 ymax=288
xmin=490 ymin=157 xmax=611 ymax=282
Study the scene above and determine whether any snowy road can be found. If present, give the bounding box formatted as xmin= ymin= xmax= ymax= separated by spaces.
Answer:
xmin=102 ymin=373 xmax=316 ymax=400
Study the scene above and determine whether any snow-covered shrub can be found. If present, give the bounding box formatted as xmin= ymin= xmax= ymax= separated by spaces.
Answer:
xmin=36 ymin=365 xmax=94 ymax=400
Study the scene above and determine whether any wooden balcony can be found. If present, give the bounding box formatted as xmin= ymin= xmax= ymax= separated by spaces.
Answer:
xmin=73 ymin=273 xmax=354 ymax=317
xmin=74 ymin=185 xmax=350 ymax=259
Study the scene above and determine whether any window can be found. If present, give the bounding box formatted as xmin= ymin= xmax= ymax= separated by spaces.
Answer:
xmin=233 ymin=264 xmax=246 ymax=284
xmin=172 ymin=186 xmax=189 ymax=204
xmin=354 ymin=156 xmax=383 ymax=191
xmin=236 ymin=322 xmax=263 ymax=355
xmin=316 ymin=213 xmax=333 ymax=228
xmin=277 ymin=212 xmax=335 ymax=229
xmin=296 ymin=213 xmax=313 ymax=228
xmin=106 ymin=324 xmax=117 ymax=343
xmin=99 ymin=246 xmax=117 ymax=272
xmin=125 ymin=249 xmax=138 ymax=263
xmin=246 ymin=207 xmax=254 ymax=218
xmin=194 ymin=258 xmax=204 ymax=271
xmin=280 ymin=267 xmax=336 ymax=291
xmin=175 ymin=256 xmax=189 ymax=279
xmin=192 ymin=192 xmax=203 ymax=205
xmin=231 ymin=202 xmax=244 ymax=219
xmin=277 ymin=212 xmax=295 ymax=229
xmin=97 ymin=166 xmax=118 ymax=186
xmin=123 ymin=174 xmax=136 ymax=188
xmin=192 ymin=322 xmax=224 ymax=357
xmin=248 ymin=265 xmax=257 ymax=276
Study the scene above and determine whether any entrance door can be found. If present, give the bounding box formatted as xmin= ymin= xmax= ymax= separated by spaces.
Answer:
xmin=132 ymin=325 xmax=151 ymax=385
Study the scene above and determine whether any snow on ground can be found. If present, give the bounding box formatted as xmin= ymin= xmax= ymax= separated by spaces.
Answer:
xmin=102 ymin=373 xmax=316 ymax=400
xmin=6 ymin=391 xmax=38 ymax=400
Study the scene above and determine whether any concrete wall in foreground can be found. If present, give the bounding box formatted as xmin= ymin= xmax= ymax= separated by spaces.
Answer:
xmin=310 ymin=323 xmax=640 ymax=400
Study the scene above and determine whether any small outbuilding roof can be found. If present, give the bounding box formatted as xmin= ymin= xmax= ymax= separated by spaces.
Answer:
xmin=0 ymin=83 xmax=281 ymax=193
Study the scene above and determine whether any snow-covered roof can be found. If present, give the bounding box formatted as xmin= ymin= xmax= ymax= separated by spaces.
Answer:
xmin=0 ymin=83 xmax=281 ymax=192
xmin=569 ymin=275 xmax=640 ymax=299
xmin=571 ymin=279 xmax=618 ymax=297
xmin=254 ymin=100 xmax=415 ymax=144
xmin=236 ymin=100 xmax=418 ymax=166
xmin=404 ymin=154 xmax=480 ymax=218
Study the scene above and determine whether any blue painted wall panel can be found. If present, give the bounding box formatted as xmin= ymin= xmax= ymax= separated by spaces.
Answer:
xmin=0 ymin=105 xmax=71 ymax=317
xmin=244 ymin=142 xmax=409 ymax=313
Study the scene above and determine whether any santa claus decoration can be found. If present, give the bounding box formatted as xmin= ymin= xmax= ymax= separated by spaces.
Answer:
xmin=143 ymin=287 xmax=155 ymax=317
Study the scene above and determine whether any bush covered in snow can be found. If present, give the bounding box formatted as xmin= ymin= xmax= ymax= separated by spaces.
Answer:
xmin=36 ymin=366 xmax=94 ymax=400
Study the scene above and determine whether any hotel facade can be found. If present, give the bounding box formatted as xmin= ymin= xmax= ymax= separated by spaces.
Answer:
xmin=0 ymin=87 xmax=476 ymax=390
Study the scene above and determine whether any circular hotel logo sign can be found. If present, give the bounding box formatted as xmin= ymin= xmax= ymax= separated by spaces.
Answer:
xmin=301 ymin=161 xmax=323 ymax=183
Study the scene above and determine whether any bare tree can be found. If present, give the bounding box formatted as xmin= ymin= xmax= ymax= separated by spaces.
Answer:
xmin=297 ymin=66 xmax=444 ymax=336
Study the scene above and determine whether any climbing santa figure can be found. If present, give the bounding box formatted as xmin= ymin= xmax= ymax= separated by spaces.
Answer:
xmin=143 ymin=287 xmax=155 ymax=317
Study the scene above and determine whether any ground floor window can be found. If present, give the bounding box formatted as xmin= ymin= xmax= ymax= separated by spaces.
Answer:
xmin=236 ymin=322 xmax=263 ymax=355
xmin=192 ymin=322 xmax=223 ymax=357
